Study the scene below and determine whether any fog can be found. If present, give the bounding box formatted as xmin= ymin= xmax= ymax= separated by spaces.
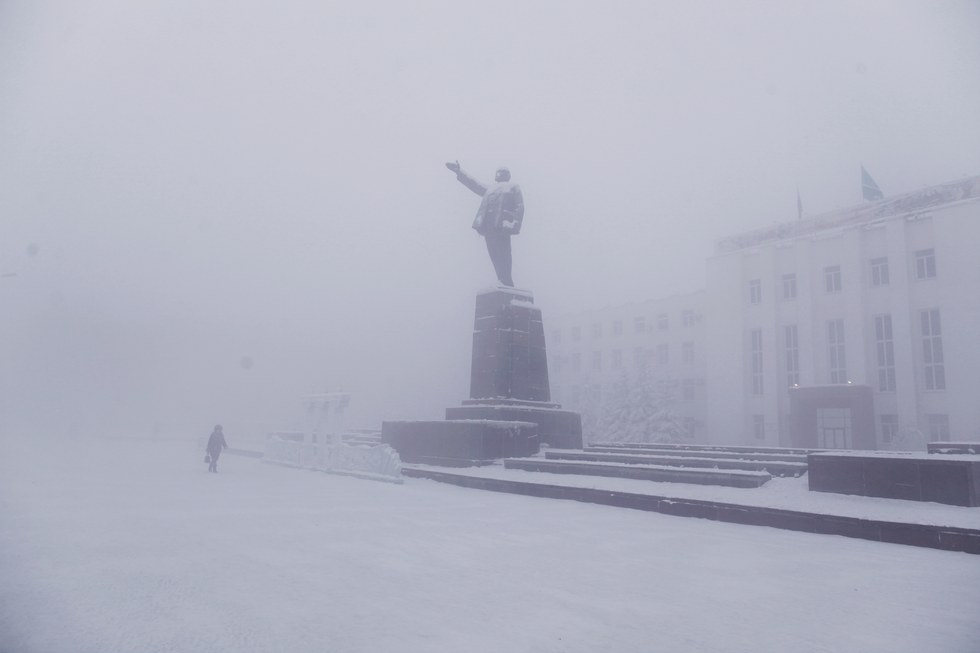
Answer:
xmin=2 ymin=1 xmax=979 ymax=439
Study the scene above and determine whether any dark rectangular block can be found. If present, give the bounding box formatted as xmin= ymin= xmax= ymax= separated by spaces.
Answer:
xmin=813 ymin=515 xmax=881 ymax=541
xmin=658 ymin=500 xmax=718 ymax=520
xmin=448 ymin=404 xmax=583 ymax=449
xmin=920 ymin=464 xmax=970 ymax=505
xmin=864 ymin=460 xmax=921 ymax=501
xmin=382 ymin=420 xmax=539 ymax=466
xmin=877 ymin=523 xmax=940 ymax=549
xmin=469 ymin=289 xmax=553 ymax=403
xmin=503 ymin=458 xmax=770 ymax=488
xmin=938 ymin=530 xmax=980 ymax=555
xmin=808 ymin=455 xmax=865 ymax=495
xmin=808 ymin=452 xmax=980 ymax=507
xmin=548 ymin=450 xmax=806 ymax=477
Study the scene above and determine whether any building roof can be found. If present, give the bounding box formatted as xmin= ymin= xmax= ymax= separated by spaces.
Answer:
xmin=715 ymin=175 xmax=980 ymax=254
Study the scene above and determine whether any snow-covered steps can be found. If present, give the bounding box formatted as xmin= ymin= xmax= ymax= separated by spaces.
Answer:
xmin=585 ymin=445 xmax=807 ymax=464
xmin=504 ymin=457 xmax=771 ymax=488
xmin=590 ymin=441 xmax=824 ymax=456
xmin=546 ymin=450 xmax=808 ymax=477
xmin=400 ymin=466 xmax=980 ymax=554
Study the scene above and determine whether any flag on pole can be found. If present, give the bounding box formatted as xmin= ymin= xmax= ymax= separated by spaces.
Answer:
xmin=861 ymin=165 xmax=883 ymax=201
xmin=796 ymin=187 xmax=803 ymax=220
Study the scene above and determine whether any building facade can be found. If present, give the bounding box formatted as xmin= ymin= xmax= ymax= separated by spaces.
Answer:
xmin=547 ymin=291 xmax=707 ymax=442
xmin=548 ymin=175 xmax=980 ymax=449
xmin=706 ymin=175 xmax=980 ymax=450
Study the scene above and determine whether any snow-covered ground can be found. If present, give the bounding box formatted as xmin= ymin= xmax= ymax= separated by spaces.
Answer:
xmin=2 ymin=436 xmax=979 ymax=653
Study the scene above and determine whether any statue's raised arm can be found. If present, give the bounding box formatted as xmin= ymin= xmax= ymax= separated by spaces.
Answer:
xmin=445 ymin=161 xmax=487 ymax=197
xmin=444 ymin=161 xmax=523 ymax=288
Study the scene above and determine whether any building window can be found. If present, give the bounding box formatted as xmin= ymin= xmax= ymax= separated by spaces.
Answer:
xmin=752 ymin=415 xmax=766 ymax=440
xmin=634 ymin=347 xmax=645 ymax=366
xmin=656 ymin=343 xmax=668 ymax=365
xmin=873 ymin=314 xmax=896 ymax=392
xmin=927 ymin=414 xmax=950 ymax=442
xmin=591 ymin=323 xmax=602 ymax=338
xmin=571 ymin=352 xmax=581 ymax=372
xmin=682 ymin=379 xmax=696 ymax=401
xmin=571 ymin=326 xmax=581 ymax=342
xmin=915 ymin=249 xmax=936 ymax=280
xmin=613 ymin=320 xmax=623 ymax=336
xmin=750 ymin=329 xmax=764 ymax=395
xmin=824 ymin=265 xmax=842 ymax=293
xmin=880 ymin=414 xmax=899 ymax=444
xmin=785 ymin=324 xmax=800 ymax=387
xmin=870 ymin=257 xmax=889 ymax=287
xmin=611 ymin=349 xmax=622 ymax=369
xmin=592 ymin=351 xmax=602 ymax=371
xmin=553 ymin=356 xmax=564 ymax=373
xmin=921 ymin=309 xmax=945 ymax=390
xmin=682 ymin=310 xmax=696 ymax=328
xmin=551 ymin=329 xmax=561 ymax=344
xmin=749 ymin=279 xmax=762 ymax=305
xmin=828 ymin=319 xmax=847 ymax=384
xmin=781 ymin=273 xmax=797 ymax=300
xmin=657 ymin=313 xmax=669 ymax=330
xmin=682 ymin=341 xmax=695 ymax=364
xmin=634 ymin=316 xmax=646 ymax=333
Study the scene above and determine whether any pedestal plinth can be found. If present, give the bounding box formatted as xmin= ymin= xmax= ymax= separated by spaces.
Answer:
xmin=382 ymin=287 xmax=581 ymax=468
xmin=454 ymin=288 xmax=583 ymax=450
xmin=382 ymin=420 xmax=539 ymax=467
xmin=470 ymin=287 xmax=550 ymax=402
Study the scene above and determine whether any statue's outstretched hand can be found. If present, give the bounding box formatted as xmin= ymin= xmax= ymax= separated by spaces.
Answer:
xmin=445 ymin=160 xmax=460 ymax=173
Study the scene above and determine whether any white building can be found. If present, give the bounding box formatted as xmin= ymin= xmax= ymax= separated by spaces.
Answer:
xmin=548 ymin=174 xmax=980 ymax=449
xmin=705 ymin=175 xmax=980 ymax=450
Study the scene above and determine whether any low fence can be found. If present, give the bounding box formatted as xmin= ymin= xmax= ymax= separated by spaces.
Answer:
xmin=263 ymin=437 xmax=403 ymax=483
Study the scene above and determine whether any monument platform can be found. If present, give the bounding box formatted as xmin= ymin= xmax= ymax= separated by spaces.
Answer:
xmin=450 ymin=287 xmax=582 ymax=449
xmin=382 ymin=287 xmax=580 ymax=466
xmin=382 ymin=420 xmax=538 ymax=467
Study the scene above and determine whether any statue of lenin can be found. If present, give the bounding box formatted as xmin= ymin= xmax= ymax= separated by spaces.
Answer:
xmin=445 ymin=161 xmax=524 ymax=287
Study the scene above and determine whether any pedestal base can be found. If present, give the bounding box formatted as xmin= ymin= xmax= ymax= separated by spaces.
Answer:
xmin=446 ymin=403 xmax=582 ymax=450
xmin=382 ymin=420 xmax=540 ymax=467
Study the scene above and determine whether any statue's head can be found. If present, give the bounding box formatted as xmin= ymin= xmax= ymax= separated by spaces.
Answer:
xmin=214 ymin=424 xmax=223 ymax=432
xmin=495 ymin=167 xmax=511 ymax=182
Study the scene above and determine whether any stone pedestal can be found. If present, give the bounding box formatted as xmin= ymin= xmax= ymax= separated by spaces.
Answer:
xmin=382 ymin=420 xmax=539 ymax=466
xmin=382 ymin=287 xmax=581 ymax=468
xmin=470 ymin=287 xmax=550 ymax=401
xmin=454 ymin=288 xmax=582 ymax=449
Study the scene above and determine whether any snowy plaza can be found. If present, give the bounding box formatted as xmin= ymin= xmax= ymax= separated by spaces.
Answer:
xmin=1 ymin=436 xmax=978 ymax=653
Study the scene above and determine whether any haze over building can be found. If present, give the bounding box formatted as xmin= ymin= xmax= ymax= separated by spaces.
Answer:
xmin=550 ymin=174 xmax=980 ymax=449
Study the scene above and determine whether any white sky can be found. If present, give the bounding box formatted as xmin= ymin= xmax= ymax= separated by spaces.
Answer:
xmin=2 ymin=0 xmax=979 ymax=435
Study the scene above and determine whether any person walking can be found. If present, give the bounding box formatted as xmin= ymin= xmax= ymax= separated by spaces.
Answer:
xmin=205 ymin=424 xmax=228 ymax=473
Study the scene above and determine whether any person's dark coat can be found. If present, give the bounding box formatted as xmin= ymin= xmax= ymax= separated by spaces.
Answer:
xmin=206 ymin=430 xmax=228 ymax=459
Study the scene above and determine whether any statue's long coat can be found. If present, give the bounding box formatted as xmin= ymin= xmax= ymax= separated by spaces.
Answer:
xmin=454 ymin=170 xmax=525 ymax=236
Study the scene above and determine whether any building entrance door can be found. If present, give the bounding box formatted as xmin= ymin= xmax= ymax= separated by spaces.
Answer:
xmin=816 ymin=407 xmax=852 ymax=449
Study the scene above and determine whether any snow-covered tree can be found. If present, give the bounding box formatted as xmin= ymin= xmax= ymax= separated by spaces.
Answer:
xmin=579 ymin=383 xmax=603 ymax=444
xmin=595 ymin=363 xmax=685 ymax=444
xmin=596 ymin=372 xmax=632 ymax=442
